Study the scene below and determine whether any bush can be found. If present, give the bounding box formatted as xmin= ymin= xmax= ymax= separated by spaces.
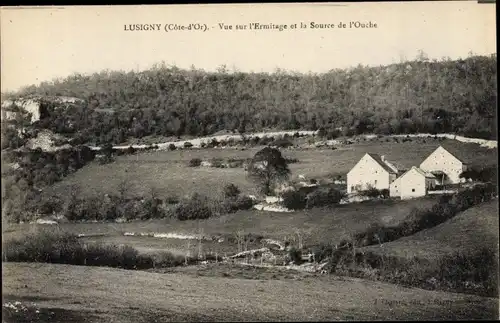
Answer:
xmin=281 ymin=190 xmax=307 ymax=210
xmin=211 ymin=158 xmax=225 ymax=168
xmin=188 ymin=158 xmax=202 ymax=167
xmin=218 ymin=195 xmax=255 ymax=214
xmin=126 ymin=146 xmax=136 ymax=154
xmin=306 ymin=187 xmax=344 ymax=208
xmin=288 ymin=247 xmax=303 ymax=265
xmin=326 ymin=247 xmax=498 ymax=297
xmin=165 ymin=195 xmax=180 ymax=204
xmin=183 ymin=141 xmax=193 ymax=148
xmin=223 ymin=183 xmax=241 ymax=198
xmin=1 ymin=228 xmax=187 ymax=270
xmin=360 ymin=187 xmax=386 ymax=198
xmin=285 ymin=157 xmax=299 ymax=164
xmin=168 ymin=143 xmax=177 ymax=150
xmin=173 ymin=193 xmax=213 ymax=220
xmin=311 ymin=243 xmax=336 ymax=263
xmin=271 ymin=138 xmax=293 ymax=148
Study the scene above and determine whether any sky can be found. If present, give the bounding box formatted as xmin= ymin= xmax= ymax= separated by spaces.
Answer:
xmin=0 ymin=2 xmax=496 ymax=92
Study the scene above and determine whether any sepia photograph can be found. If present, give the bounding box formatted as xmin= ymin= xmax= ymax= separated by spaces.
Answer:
xmin=1 ymin=2 xmax=498 ymax=322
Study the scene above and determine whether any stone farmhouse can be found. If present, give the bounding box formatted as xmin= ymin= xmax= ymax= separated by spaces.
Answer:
xmin=346 ymin=153 xmax=400 ymax=194
xmin=347 ymin=145 xmax=473 ymax=199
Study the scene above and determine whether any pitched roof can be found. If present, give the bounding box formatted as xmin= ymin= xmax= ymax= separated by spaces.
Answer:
xmin=399 ymin=166 xmax=436 ymax=180
xmin=433 ymin=143 xmax=489 ymax=165
xmin=366 ymin=153 xmax=398 ymax=174
xmin=412 ymin=166 xmax=437 ymax=179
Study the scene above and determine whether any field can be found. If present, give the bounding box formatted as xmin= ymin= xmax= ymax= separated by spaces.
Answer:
xmin=3 ymin=197 xmax=439 ymax=256
xmin=3 ymin=263 xmax=498 ymax=322
xmin=361 ymin=199 xmax=500 ymax=259
xmin=45 ymin=137 xmax=497 ymax=200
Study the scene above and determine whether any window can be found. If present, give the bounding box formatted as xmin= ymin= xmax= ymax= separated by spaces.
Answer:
xmin=411 ymin=188 xmax=415 ymax=192
xmin=351 ymin=186 xmax=355 ymax=191
xmin=374 ymin=180 xmax=378 ymax=185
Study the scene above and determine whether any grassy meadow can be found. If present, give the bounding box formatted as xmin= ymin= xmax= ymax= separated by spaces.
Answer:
xmin=44 ymin=137 xmax=497 ymax=200
xmin=3 ymin=262 xmax=498 ymax=322
xmin=360 ymin=199 xmax=499 ymax=259
xmin=3 ymin=196 xmax=439 ymax=257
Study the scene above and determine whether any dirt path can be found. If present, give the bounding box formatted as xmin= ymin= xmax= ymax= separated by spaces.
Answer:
xmin=3 ymin=263 xmax=498 ymax=322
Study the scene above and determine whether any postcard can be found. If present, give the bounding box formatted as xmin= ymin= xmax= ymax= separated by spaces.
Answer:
xmin=1 ymin=2 xmax=497 ymax=322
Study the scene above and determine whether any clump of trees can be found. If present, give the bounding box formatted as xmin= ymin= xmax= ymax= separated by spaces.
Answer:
xmin=4 ymin=53 xmax=495 ymax=146
xmin=247 ymin=147 xmax=290 ymax=195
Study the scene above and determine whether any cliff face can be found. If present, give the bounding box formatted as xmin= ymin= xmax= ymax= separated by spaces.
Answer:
xmin=1 ymin=96 xmax=83 ymax=123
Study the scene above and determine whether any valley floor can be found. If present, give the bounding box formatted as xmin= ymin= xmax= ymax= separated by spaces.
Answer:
xmin=2 ymin=262 xmax=499 ymax=322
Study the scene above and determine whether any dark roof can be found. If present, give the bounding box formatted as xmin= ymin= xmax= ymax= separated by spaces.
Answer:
xmin=366 ymin=153 xmax=398 ymax=174
xmin=435 ymin=142 xmax=497 ymax=166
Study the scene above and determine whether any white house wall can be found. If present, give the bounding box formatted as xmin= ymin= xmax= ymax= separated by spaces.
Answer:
xmin=399 ymin=169 xmax=428 ymax=199
xmin=347 ymin=154 xmax=390 ymax=194
xmin=419 ymin=146 xmax=464 ymax=184
xmin=389 ymin=176 xmax=402 ymax=197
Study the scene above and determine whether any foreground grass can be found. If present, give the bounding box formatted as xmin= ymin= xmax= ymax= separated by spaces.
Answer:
xmin=3 ymin=262 xmax=498 ymax=322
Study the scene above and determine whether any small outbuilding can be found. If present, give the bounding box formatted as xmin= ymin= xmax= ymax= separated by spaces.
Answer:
xmin=390 ymin=166 xmax=437 ymax=199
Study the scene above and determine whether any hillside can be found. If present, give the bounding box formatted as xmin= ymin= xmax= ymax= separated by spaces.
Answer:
xmin=3 ymin=263 xmax=498 ymax=322
xmin=2 ymin=53 xmax=497 ymax=146
xmin=43 ymin=138 xmax=497 ymax=201
xmin=361 ymin=199 xmax=499 ymax=259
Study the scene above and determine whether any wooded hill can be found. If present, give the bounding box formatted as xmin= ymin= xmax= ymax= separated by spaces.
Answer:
xmin=5 ymin=53 xmax=497 ymax=145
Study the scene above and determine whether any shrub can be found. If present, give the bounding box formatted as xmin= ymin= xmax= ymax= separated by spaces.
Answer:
xmin=250 ymin=136 xmax=260 ymax=145
xmin=288 ymin=247 xmax=303 ymax=265
xmin=326 ymin=247 xmax=498 ymax=297
xmin=306 ymin=187 xmax=344 ymax=208
xmin=183 ymin=141 xmax=193 ymax=148
xmin=271 ymin=138 xmax=293 ymax=148
xmin=188 ymin=158 xmax=202 ymax=167
xmin=211 ymin=158 xmax=225 ymax=168
xmin=218 ymin=195 xmax=255 ymax=213
xmin=207 ymin=138 xmax=219 ymax=148
xmin=234 ymin=195 xmax=254 ymax=210
xmin=281 ymin=190 xmax=307 ymax=210
xmin=360 ymin=187 xmax=386 ymax=198
xmin=326 ymin=129 xmax=341 ymax=140
xmin=285 ymin=157 xmax=299 ymax=164
xmin=311 ymin=243 xmax=336 ymax=263
xmin=165 ymin=195 xmax=180 ymax=204
xmin=317 ymin=128 xmax=327 ymax=138
xmin=168 ymin=143 xmax=177 ymax=150
xmin=2 ymin=228 xmax=188 ymax=270
xmin=126 ymin=146 xmax=136 ymax=154
xmin=223 ymin=183 xmax=241 ymax=198
xmin=173 ymin=193 xmax=213 ymax=220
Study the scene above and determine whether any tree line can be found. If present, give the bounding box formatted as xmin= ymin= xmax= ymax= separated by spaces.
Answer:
xmin=3 ymin=52 xmax=497 ymax=146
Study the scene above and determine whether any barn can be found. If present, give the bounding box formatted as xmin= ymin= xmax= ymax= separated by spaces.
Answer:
xmin=419 ymin=145 xmax=469 ymax=184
